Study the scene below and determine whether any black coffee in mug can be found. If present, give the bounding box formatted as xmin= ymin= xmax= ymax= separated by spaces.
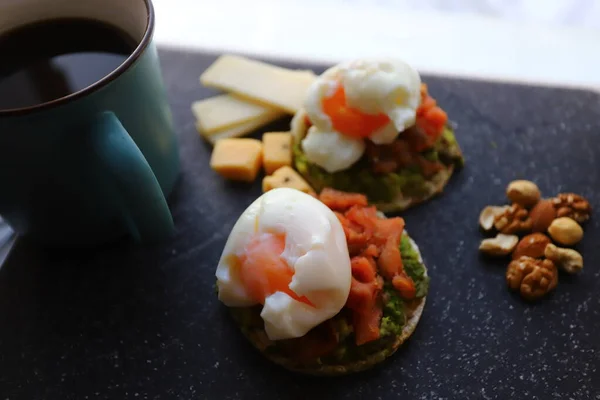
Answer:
xmin=0 ymin=0 xmax=180 ymax=248
xmin=0 ymin=18 xmax=137 ymax=110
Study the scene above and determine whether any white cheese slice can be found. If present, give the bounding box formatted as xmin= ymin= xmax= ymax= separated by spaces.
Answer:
xmin=196 ymin=111 xmax=283 ymax=145
xmin=200 ymin=55 xmax=317 ymax=114
xmin=191 ymin=94 xmax=280 ymax=134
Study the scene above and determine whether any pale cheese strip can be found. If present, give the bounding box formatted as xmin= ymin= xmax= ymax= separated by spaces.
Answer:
xmin=191 ymin=94 xmax=280 ymax=134
xmin=200 ymin=55 xmax=317 ymax=114
xmin=196 ymin=111 xmax=283 ymax=145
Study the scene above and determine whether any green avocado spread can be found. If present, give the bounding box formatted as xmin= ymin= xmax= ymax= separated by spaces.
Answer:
xmin=293 ymin=126 xmax=463 ymax=204
xmin=229 ymin=233 xmax=430 ymax=367
xmin=378 ymin=234 xmax=429 ymax=338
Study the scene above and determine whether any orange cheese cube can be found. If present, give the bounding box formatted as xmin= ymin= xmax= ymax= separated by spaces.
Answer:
xmin=262 ymin=132 xmax=292 ymax=174
xmin=210 ymin=139 xmax=263 ymax=182
xmin=262 ymin=166 xmax=314 ymax=194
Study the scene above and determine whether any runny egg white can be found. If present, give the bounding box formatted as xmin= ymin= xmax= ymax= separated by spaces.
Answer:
xmin=215 ymin=188 xmax=351 ymax=340
xmin=302 ymin=58 xmax=422 ymax=173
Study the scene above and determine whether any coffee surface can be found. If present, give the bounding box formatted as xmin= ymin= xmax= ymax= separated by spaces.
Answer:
xmin=0 ymin=18 xmax=137 ymax=110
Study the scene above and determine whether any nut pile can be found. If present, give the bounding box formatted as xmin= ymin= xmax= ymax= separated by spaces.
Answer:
xmin=478 ymin=180 xmax=592 ymax=301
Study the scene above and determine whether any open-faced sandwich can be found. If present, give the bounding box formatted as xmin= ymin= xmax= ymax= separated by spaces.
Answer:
xmin=215 ymin=187 xmax=429 ymax=375
xmin=291 ymin=59 xmax=464 ymax=212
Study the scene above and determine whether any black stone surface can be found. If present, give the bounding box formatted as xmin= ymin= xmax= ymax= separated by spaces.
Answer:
xmin=1 ymin=48 xmax=599 ymax=400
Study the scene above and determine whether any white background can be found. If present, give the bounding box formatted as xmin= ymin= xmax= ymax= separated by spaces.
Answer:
xmin=152 ymin=0 xmax=600 ymax=89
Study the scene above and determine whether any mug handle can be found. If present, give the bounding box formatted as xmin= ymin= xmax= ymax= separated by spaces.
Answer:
xmin=83 ymin=111 xmax=175 ymax=243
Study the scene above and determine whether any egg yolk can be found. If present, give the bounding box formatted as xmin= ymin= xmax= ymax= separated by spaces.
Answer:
xmin=322 ymin=84 xmax=391 ymax=139
xmin=239 ymin=233 xmax=314 ymax=306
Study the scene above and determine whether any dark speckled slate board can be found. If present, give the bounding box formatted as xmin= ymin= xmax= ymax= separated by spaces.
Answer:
xmin=1 ymin=48 xmax=599 ymax=400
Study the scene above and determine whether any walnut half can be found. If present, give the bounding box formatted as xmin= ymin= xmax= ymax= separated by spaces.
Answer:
xmin=494 ymin=203 xmax=533 ymax=235
xmin=506 ymin=256 xmax=558 ymax=301
xmin=551 ymin=193 xmax=592 ymax=223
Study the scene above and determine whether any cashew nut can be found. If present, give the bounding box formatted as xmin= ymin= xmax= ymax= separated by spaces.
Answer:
xmin=544 ymin=243 xmax=583 ymax=274
xmin=479 ymin=233 xmax=519 ymax=256
xmin=479 ymin=206 xmax=509 ymax=231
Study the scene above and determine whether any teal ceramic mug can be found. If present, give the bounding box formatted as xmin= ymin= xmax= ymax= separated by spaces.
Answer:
xmin=0 ymin=0 xmax=180 ymax=248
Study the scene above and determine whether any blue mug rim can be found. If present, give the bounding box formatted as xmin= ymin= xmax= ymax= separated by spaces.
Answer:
xmin=0 ymin=0 xmax=155 ymax=118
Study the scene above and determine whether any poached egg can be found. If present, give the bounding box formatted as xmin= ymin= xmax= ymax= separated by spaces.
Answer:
xmin=215 ymin=188 xmax=351 ymax=340
xmin=301 ymin=59 xmax=422 ymax=173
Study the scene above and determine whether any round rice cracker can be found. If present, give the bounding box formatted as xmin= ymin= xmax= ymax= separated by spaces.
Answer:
xmin=229 ymin=235 xmax=427 ymax=376
xmin=290 ymin=108 xmax=457 ymax=213
xmin=374 ymin=167 xmax=454 ymax=213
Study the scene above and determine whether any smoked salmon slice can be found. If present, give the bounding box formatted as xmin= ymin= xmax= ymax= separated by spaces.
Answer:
xmin=329 ymin=189 xmax=415 ymax=345
xmin=238 ymin=233 xmax=314 ymax=306
xmin=319 ymin=188 xmax=368 ymax=212
xmin=346 ymin=276 xmax=384 ymax=345
xmin=322 ymin=84 xmax=391 ymax=139
xmin=416 ymin=83 xmax=447 ymax=142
